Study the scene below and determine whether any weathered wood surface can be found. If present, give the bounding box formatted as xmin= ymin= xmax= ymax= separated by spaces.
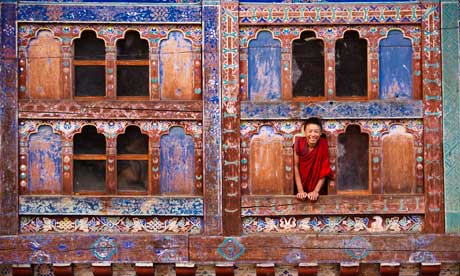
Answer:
xmin=241 ymin=194 xmax=425 ymax=216
xmin=189 ymin=234 xmax=460 ymax=263
xmin=18 ymin=100 xmax=202 ymax=120
xmin=0 ymin=2 xmax=18 ymax=235
xmin=19 ymin=195 xmax=204 ymax=216
xmin=0 ymin=234 xmax=188 ymax=263
xmin=27 ymin=30 xmax=63 ymax=99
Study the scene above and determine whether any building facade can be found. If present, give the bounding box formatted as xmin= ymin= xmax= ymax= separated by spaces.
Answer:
xmin=0 ymin=0 xmax=459 ymax=275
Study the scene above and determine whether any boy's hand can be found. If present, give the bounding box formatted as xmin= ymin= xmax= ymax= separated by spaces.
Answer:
xmin=296 ymin=192 xmax=308 ymax=200
xmin=307 ymin=190 xmax=319 ymax=201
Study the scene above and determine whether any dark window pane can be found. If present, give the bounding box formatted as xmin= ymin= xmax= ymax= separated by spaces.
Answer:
xmin=75 ymin=66 xmax=106 ymax=97
xmin=117 ymin=31 xmax=149 ymax=60
xmin=73 ymin=160 xmax=106 ymax=191
xmin=74 ymin=30 xmax=105 ymax=60
xmin=117 ymin=160 xmax=148 ymax=191
xmin=117 ymin=66 xmax=149 ymax=96
xmin=292 ymin=31 xmax=324 ymax=97
xmin=74 ymin=126 xmax=106 ymax=154
xmin=117 ymin=126 xmax=148 ymax=154
xmin=335 ymin=31 xmax=367 ymax=97
xmin=337 ymin=125 xmax=369 ymax=191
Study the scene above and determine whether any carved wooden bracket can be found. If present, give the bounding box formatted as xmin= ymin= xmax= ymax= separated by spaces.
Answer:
xmin=380 ymin=263 xmax=400 ymax=276
xmin=256 ymin=264 xmax=275 ymax=276
xmin=340 ymin=263 xmax=360 ymax=276
xmin=215 ymin=263 xmax=234 ymax=276
xmin=175 ymin=263 xmax=196 ymax=276
xmin=420 ymin=263 xmax=441 ymax=276
xmin=92 ymin=262 xmax=112 ymax=276
xmin=53 ymin=264 xmax=73 ymax=276
xmin=135 ymin=263 xmax=155 ymax=276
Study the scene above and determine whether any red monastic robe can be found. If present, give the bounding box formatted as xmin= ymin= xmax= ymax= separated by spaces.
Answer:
xmin=295 ymin=135 xmax=334 ymax=193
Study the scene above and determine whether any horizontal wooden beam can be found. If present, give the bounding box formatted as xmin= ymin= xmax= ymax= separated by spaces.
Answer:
xmin=240 ymin=101 xmax=423 ymax=120
xmin=19 ymin=195 xmax=203 ymax=216
xmin=19 ymin=100 xmax=202 ymax=120
xmin=242 ymin=194 xmax=425 ymax=216
xmin=189 ymin=234 xmax=460 ymax=263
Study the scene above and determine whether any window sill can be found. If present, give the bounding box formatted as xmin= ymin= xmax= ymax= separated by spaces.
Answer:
xmin=242 ymin=194 xmax=425 ymax=216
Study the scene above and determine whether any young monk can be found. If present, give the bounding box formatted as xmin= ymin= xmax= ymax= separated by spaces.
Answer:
xmin=294 ymin=117 xmax=334 ymax=201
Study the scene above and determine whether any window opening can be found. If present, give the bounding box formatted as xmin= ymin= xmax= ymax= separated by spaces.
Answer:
xmin=73 ymin=125 xmax=106 ymax=192
xmin=335 ymin=30 xmax=368 ymax=97
xmin=117 ymin=126 xmax=149 ymax=192
xmin=337 ymin=125 xmax=369 ymax=192
xmin=116 ymin=31 xmax=149 ymax=97
xmin=74 ymin=30 xmax=106 ymax=97
xmin=292 ymin=31 xmax=325 ymax=98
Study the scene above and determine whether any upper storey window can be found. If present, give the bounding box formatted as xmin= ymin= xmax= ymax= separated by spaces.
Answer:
xmin=116 ymin=31 xmax=149 ymax=98
xmin=73 ymin=30 xmax=106 ymax=97
xmin=335 ymin=30 xmax=368 ymax=98
xmin=292 ymin=31 xmax=325 ymax=99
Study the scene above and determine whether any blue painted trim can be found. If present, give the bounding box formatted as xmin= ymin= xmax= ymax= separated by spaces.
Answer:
xmin=18 ymin=4 xmax=201 ymax=23
xmin=19 ymin=196 xmax=204 ymax=216
xmin=241 ymin=100 xmax=423 ymax=119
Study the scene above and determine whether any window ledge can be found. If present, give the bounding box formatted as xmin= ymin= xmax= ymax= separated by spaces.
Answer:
xmin=242 ymin=194 xmax=425 ymax=216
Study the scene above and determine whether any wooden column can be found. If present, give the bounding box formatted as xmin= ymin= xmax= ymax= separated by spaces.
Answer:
xmin=215 ymin=264 xmax=234 ymax=276
xmin=202 ymin=0 xmax=223 ymax=235
xmin=420 ymin=263 xmax=441 ymax=276
xmin=92 ymin=262 xmax=112 ymax=276
xmin=53 ymin=263 xmax=73 ymax=276
xmin=380 ymin=263 xmax=400 ymax=276
xmin=135 ymin=263 xmax=155 ymax=276
xmin=12 ymin=265 xmax=33 ymax=276
xmin=298 ymin=263 xmax=318 ymax=276
xmin=221 ymin=1 xmax=241 ymax=236
xmin=340 ymin=263 xmax=360 ymax=276
xmin=256 ymin=264 xmax=275 ymax=276
xmin=0 ymin=2 xmax=18 ymax=235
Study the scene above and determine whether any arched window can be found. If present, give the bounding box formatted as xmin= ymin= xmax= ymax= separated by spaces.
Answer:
xmin=116 ymin=31 xmax=149 ymax=97
xmin=337 ymin=125 xmax=369 ymax=192
xmin=73 ymin=125 xmax=106 ymax=193
xmin=292 ymin=31 xmax=325 ymax=98
xmin=117 ymin=126 xmax=149 ymax=193
xmin=74 ymin=30 xmax=106 ymax=97
xmin=335 ymin=30 xmax=368 ymax=98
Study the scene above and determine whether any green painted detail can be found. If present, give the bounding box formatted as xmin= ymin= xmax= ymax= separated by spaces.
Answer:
xmin=20 ymin=173 xmax=27 ymax=180
xmin=20 ymin=86 xmax=26 ymax=92
xmin=372 ymin=157 xmax=380 ymax=163
xmin=327 ymin=89 xmax=333 ymax=95
xmin=194 ymin=88 xmax=202 ymax=95
xmin=151 ymin=78 xmax=158 ymax=84
xmin=417 ymin=156 xmax=423 ymax=162
xmin=63 ymin=61 xmax=69 ymax=67
xmin=107 ymin=68 xmax=113 ymax=74
xmin=415 ymin=70 xmax=421 ymax=76
xmin=241 ymin=158 xmax=247 ymax=165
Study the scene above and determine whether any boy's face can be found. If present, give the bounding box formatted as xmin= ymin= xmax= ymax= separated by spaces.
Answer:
xmin=304 ymin=123 xmax=322 ymax=147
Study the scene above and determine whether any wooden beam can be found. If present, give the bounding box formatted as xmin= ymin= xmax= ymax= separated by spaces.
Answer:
xmin=135 ymin=263 xmax=155 ymax=276
xmin=298 ymin=263 xmax=318 ymax=276
xmin=12 ymin=265 xmax=32 ymax=276
xmin=53 ymin=264 xmax=73 ymax=276
xmin=256 ymin=264 xmax=275 ymax=276
xmin=340 ymin=263 xmax=360 ymax=276
xmin=242 ymin=194 xmax=425 ymax=216
xmin=215 ymin=263 xmax=234 ymax=276
xmin=380 ymin=263 xmax=400 ymax=276
xmin=175 ymin=263 xmax=196 ymax=276
xmin=420 ymin=263 xmax=441 ymax=276
xmin=92 ymin=262 xmax=112 ymax=276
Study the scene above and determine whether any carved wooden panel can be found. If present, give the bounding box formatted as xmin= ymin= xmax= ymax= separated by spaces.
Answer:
xmin=160 ymin=127 xmax=195 ymax=195
xmin=249 ymin=126 xmax=289 ymax=195
xmin=379 ymin=30 xmax=413 ymax=99
xmin=160 ymin=31 xmax=196 ymax=100
xmin=28 ymin=30 xmax=63 ymax=99
xmin=248 ymin=31 xmax=281 ymax=101
xmin=28 ymin=126 xmax=62 ymax=194
xmin=382 ymin=125 xmax=416 ymax=193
